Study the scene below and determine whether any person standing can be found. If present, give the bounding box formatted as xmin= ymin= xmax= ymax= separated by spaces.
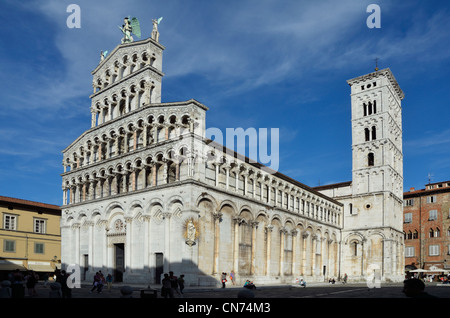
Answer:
xmin=169 ymin=271 xmax=181 ymax=296
xmin=56 ymin=270 xmax=72 ymax=298
xmin=221 ymin=272 xmax=227 ymax=288
xmin=343 ymin=273 xmax=348 ymax=284
xmin=178 ymin=274 xmax=185 ymax=294
xmin=230 ymin=270 xmax=236 ymax=286
xmin=106 ymin=274 xmax=113 ymax=292
xmin=90 ymin=272 xmax=100 ymax=293
xmin=25 ymin=271 xmax=38 ymax=297
xmin=161 ymin=274 xmax=173 ymax=298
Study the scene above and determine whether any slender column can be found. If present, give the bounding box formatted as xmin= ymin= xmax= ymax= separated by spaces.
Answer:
xmin=302 ymin=233 xmax=309 ymax=275
xmin=88 ymin=182 xmax=94 ymax=200
xmin=143 ymin=216 xmax=151 ymax=272
xmin=143 ymin=125 xmax=148 ymax=147
xmin=244 ymin=175 xmax=248 ymax=196
xmin=213 ymin=212 xmax=222 ymax=274
xmin=215 ymin=164 xmax=220 ymax=187
xmin=73 ymin=223 xmax=81 ymax=267
xmin=291 ymin=230 xmax=298 ymax=276
xmin=163 ymin=161 xmax=168 ymax=184
xmin=125 ymin=217 xmax=133 ymax=273
xmin=87 ymin=221 xmax=94 ymax=271
xmin=63 ymin=188 xmax=67 ymax=205
xmin=98 ymin=143 xmax=103 ymax=162
xmin=233 ymin=217 xmax=241 ymax=275
xmin=280 ymin=229 xmax=286 ymax=276
xmin=91 ymin=111 xmax=97 ymax=128
xmin=250 ymin=221 xmax=258 ymax=275
xmin=175 ymin=161 xmax=180 ymax=181
xmin=265 ymin=225 xmax=273 ymax=276
xmin=152 ymin=164 xmax=157 ymax=186
xmin=252 ymin=179 xmax=255 ymax=198
xmin=225 ymin=167 xmax=230 ymax=190
xmin=311 ymin=235 xmax=317 ymax=277
xmin=164 ymin=213 xmax=171 ymax=272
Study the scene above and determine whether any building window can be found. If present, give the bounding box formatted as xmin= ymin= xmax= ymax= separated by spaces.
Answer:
xmin=3 ymin=240 xmax=15 ymax=252
xmin=351 ymin=242 xmax=358 ymax=256
xmin=404 ymin=199 xmax=414 ymax=206
xmin=429 ymin=210 xmax=437 ymax=221
xmin=34 ymin=218 xmax=46 ymax=234
xmin=405 ymin=246 xmax=415 ymax=257
xmin=407 ymin=231 xmax=413 ymax=240
xmin=413 ymin=230 xmax=418 ymax=239
xmin=404 ymin=213 xmax=412 ymax=223
xmin=3 ymin=214 xmax=17 ymax=230
xmin=365 ymin=128 xmax=370 ymax=141
xmin=429 ymin=244 xmax=440 ymax=256
xmin=429 ymin=228 xmax=440 ymax=238
xmin=427 ymin=195 xmax=437 ymax=203
xmin=34 ymin=243 xmax=44 ymax=254
xmin=371 ymin=126 xmax=376 ymax=140
xmin=368 ymin=153 xmax=374 ymax=166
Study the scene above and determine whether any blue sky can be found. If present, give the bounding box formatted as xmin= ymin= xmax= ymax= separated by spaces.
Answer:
xmin=0 ymin=0 xmax=449 ymax=206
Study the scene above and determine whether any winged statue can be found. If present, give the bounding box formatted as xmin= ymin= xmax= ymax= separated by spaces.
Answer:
xmin=118 ymin=16 xmax=141 ymax=43
xmin=151 ymin=17 xmax=163 ymax=42
xmin=100 ymin=50 xmax=108 ymax=61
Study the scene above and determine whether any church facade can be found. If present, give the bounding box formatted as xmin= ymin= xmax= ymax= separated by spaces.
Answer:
xmin=60 ymin=28 xmax=404 ymax=285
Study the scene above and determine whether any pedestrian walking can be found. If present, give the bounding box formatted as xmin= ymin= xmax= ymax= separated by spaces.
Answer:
xmin=56 ymin=270 xmax=72 ymax=298
xmin=230 ymin=270 xmax=236 ymax=285
xmin=178 ymin=274 xmax=185 ymax=294
xmin=161 ymin=273 xmax=173 ymax=298
xmin=221 ymin=272 xmax=227 ymax=288
xmin=25 ymin=271 xmax=38 ymax=297
xmin=169 ymin=271 xmax=181 ymax=296
xmin=106 ymin=274 xmax=113 ymax=292
xmin=90 ymin=272 xmax=100 ymax=293
xmin=97 ymin=271 xmax=105 ymax=293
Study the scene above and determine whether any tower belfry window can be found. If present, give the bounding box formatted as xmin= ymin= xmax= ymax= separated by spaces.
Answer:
xmin=368 ymin=153 xmax=374 ymax=166
xmin=371 ymin=126 xmax=376 ymax=140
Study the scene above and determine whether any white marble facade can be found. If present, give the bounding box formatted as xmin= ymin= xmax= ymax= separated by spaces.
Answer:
xmin=61 ymin=34 xmax=403 ymax=286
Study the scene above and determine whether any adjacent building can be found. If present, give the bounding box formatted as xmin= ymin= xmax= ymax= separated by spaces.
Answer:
xmin=0 ymin=196 xmax=61 ymax=280
xmin=403 ymin=181 xmax=450 ymax=272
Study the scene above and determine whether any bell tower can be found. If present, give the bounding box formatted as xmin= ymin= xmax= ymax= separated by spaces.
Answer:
xmin=345 ymin=67 xmax=405 ymax=280
xmin=348 ymin=68 xmax=404 ymax=214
